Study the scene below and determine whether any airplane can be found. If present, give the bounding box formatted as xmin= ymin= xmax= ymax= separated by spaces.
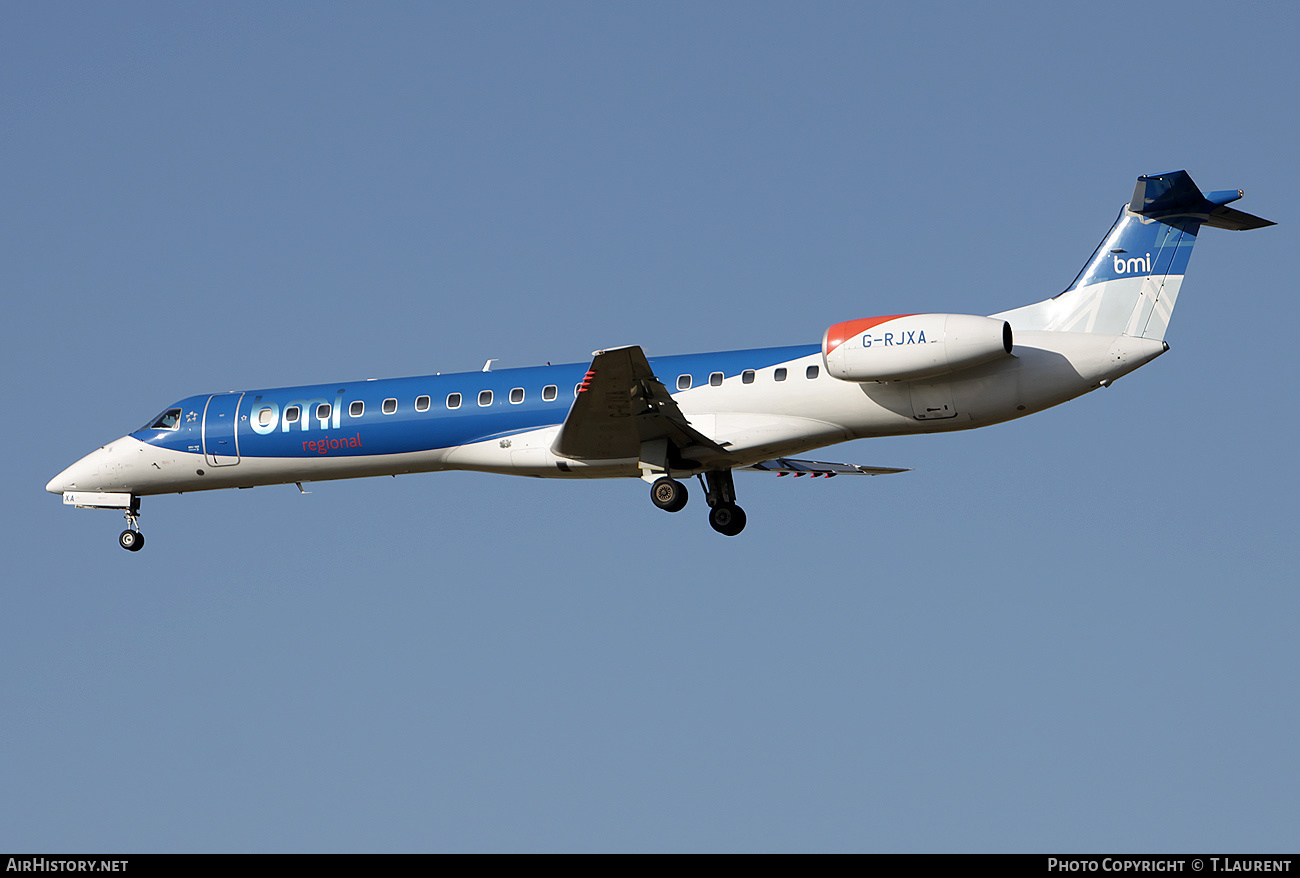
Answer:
xmin=47 ymin=171 xmax=1273 ymax=551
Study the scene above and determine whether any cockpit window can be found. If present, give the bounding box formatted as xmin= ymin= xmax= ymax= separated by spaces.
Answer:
xmin=147 ymin=408 xmax=182 ymax=431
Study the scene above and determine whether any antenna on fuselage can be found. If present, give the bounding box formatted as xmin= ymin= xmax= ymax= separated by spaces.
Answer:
xmin=482 ymin=359 xmax=498 ymax=372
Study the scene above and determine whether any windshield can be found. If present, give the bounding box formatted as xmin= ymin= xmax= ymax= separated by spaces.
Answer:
xmin=143 ymin=407 xmax=182 ymax=431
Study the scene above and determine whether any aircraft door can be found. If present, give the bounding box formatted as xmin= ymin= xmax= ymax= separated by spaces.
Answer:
xmin=909 ymin=380 xmax=958 ymax=420
xmin=203 ymin=392 xmax=244 ymax=466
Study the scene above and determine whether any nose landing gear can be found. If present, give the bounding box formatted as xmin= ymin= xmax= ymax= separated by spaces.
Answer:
xmin=118 ymin=502 xmax=144 ymax=552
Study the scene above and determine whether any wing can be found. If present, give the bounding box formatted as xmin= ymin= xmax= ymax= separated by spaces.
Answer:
xmin=551 ymin=345 xmax=729 ymax=462
xmin=746 ymin=458 xmax=910 ymax=477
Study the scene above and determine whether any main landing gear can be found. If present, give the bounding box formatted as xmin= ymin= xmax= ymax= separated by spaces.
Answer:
xmin=707 ymin=502 xmax=746 ymax=537
xmin=648 ymin=470 xmax=747 ymax=536
xmin=118 ymin=501 xmax=144 ymax=552
xmin=650 ymin=476 xmax=689 ymax=512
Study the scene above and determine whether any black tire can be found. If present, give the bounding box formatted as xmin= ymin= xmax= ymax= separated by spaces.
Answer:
xmin=119 ymin=530 xmax=145 ymax=552
xmin=708 ymin=503 xmax=747 ymax=536
xmin=650 ymin=477 xmax=688 ymax=513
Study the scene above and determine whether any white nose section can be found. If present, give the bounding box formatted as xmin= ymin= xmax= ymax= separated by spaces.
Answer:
xmin=45 ymin=437 xmax=134 ymax=493
xmin=46 ymin=450 xmax=103 ymax=493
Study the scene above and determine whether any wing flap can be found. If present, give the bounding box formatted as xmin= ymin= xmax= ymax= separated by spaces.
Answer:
xmin=747 ymin=458 xmax=910 ymax=477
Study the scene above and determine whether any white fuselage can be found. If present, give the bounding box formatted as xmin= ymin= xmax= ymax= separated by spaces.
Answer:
xmin=46 ymin=330 xmax=1166 ymax=497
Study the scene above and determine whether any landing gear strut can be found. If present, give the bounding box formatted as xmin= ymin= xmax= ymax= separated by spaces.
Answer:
xmin=700 ymin=469 xmax=747 ymax=537
xmin=118 ymin=501 xmax=144 ymax=552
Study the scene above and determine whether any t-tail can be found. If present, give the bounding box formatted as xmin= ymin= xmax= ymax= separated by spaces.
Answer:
xmin=994 ymin=171 xmax=1273 ymax=340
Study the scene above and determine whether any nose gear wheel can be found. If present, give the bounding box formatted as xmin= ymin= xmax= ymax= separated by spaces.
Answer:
xmin=118 ymin=501 xmax=145 ymax=552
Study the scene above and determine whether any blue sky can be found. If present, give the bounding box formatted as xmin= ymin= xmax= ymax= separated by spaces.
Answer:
xmin=3 ymin=3 xmax=1296 ymax=852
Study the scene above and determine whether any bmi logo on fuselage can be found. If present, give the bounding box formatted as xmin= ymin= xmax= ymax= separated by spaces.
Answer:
xmin=248 ymin=392 xmax=345 ymax=435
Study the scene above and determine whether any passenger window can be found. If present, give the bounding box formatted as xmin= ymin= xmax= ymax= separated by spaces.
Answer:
xmin=806 ymin=365 xmax=819 ymax=379
xmin=510 ymin=388 xmax=524 ymax=404
xmin=542 ymin=385 xmax=558 ymax=401
xmin=742 ymin=370 xmax=755 ymax=384
xmin=256 ymin=408 xmax=274 ymax=427
xmin=774 ymin=368 xmax=787 ymax=382
xmin=349 ymin=401 xmax=364 ymax=417
xmin=316 ymin=403 xmax=332 ymax=422
xmin=285 ymin=406 xmax=300 ymax=424
xmin=479 ymin=390 xmax=493 ymax=407
xmin=149 ymin=408 xmax=182 ymax=430
xmin=709 ymin=372 xmax=723 ymax=387
xmin=382 ymin=398 xmax=398 ymax=414
xmin=677 ymin=375 xmax=692 ymax=391
xmin=447 ymin=393 xmax=462 ymax=409
xmin=415 ymin=395 xmax=431 ymax=412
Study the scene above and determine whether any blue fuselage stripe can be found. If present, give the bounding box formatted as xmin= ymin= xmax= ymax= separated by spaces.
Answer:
xmin=133 ymin=345 xmax=820 ymax=459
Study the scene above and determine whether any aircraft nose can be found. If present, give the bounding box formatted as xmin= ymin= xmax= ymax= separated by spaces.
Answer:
xmin=46 ymin=444 xmax=111 ymax=494
xmin=45 ymin=469 xmax=71 ymax=494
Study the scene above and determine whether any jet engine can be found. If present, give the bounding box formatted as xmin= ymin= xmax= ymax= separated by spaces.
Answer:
xmin=822 ymin=313 xmax=1013 ymax=382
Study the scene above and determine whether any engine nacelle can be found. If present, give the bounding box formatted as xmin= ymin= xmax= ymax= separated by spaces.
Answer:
xmin=822 ymin=313 xmax=1013 ymax=382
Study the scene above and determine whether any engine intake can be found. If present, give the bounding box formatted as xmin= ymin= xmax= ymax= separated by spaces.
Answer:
xmin=822 ymin=313 xmax=1013 ymax=382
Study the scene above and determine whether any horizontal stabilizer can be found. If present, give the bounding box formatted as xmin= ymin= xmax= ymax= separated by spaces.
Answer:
xmin=747 ymin=458 xmax=910 ymax=477
xmin=1130 ymin=170 xmax=1274 ymax=230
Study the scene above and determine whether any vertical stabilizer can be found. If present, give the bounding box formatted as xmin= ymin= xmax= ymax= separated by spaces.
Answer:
xmin=993 ymin=171 xmax=1272 ymax=341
